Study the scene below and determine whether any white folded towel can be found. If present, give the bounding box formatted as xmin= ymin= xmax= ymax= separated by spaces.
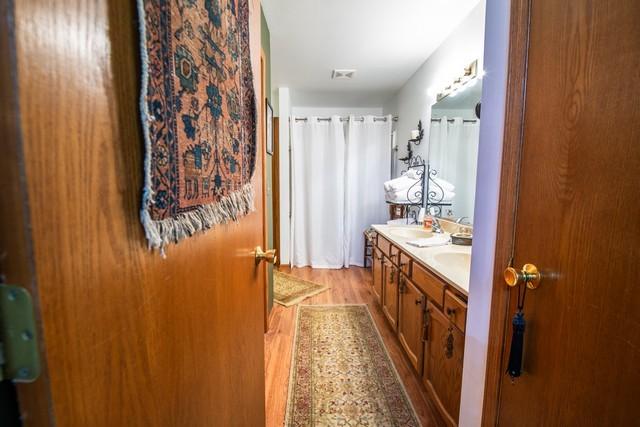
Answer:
xmin=406 ymin=234 xmax=450 ymax=248
xmin=383 ymin=170 xmax=420 ymax=192
xmin=386 ymin=185 xmax=422 ymax=203
xmin=428 ymin=186 xmax=456 ymax=202
xmin=433 ymin=177 xmax=455 ymax=192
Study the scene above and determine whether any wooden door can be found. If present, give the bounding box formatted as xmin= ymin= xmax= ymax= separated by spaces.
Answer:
xmin=0 ymin=1 xmax=266 ymax=426
xmin=423 ymin=302 xmax=464 ymax=426
xmin=490 ymin=0 xmax=640 ymax=425
xmin=382 ymin=259 xmax=399 ymax=331
xmin=398 ymin=275 xmax=425 ymax=372
xmin=372 ymin=248 xmax=383 ymax=304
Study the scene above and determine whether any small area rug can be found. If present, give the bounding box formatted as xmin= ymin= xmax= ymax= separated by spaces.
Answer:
xmin=274 ymin=271 xmax=329 ymax=307
xmin=285 ymin=305 xmax=421 ymax=426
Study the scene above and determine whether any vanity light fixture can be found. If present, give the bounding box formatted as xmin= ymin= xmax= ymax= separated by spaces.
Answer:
xmin=436 ymin=60 xmax=481 ymax=101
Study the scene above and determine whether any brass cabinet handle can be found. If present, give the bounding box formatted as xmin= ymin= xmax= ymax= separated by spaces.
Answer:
xmin=504 ymin=263 xmax=542 ymax=290
xmin=422 ymin=308 xmax=430 ymax=342
xmin=255 ymin=246 xmax=277 ymax=265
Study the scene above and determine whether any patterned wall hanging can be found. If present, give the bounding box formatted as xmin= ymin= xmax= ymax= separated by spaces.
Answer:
xmin=138 ymin=0 xmax=257 ymax=252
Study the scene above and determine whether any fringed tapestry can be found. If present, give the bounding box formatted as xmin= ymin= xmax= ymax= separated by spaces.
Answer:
xmin=138 ymin=0 xmax=257 ymax=252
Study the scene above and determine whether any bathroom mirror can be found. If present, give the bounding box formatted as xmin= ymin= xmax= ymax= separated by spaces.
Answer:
xmin=427 ymin=81 xmax=482 ymax=224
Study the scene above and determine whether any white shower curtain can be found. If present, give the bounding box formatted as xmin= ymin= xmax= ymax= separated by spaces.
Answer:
xmin=291 ymin=117 xmax=346 ymax=268
xmin=429 ymin=117 xmax=480 ymax=220
xmin=344 ymin=115 xmax=392 ymax=266
xmin=290 ymin=115 xmax=392 ymax=268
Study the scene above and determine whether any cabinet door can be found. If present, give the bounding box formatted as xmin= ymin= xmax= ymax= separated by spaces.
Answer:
xmin=398 ymin=275 xmax=425 ymax=373
xmin=422 ymin=301 xmax=465 ymax=426
xmin=372 ymin=248 xmax=383 ymax=305
xmin=382 ymin=260 xmax=399 ymax=331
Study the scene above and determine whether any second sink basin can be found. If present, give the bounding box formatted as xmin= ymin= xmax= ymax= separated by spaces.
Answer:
xmin=433 ymin=252 xmax=471 ymax=271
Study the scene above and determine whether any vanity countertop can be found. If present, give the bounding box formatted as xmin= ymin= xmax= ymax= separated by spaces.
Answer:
xmin=372 ymin=224 xmax=471 ymax=296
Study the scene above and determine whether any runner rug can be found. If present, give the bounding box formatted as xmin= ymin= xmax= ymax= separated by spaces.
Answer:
xmin=286 ymin=305 xmax=421 ymax=426
xmin=274 ymin=271 xmax=329 ymax=307
xmin=138 ymin=0 xmax=257 ymax=252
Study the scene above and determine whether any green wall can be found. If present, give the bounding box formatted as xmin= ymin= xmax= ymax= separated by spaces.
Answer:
xmin=261 ymin=8 xmax=271 ymax=98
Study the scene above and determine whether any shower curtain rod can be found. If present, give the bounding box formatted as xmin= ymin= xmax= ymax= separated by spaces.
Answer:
xmin=293 ymin=116 xmax=398 ymax=123
xmin=431 ymin=118 xmax=478 ymax=123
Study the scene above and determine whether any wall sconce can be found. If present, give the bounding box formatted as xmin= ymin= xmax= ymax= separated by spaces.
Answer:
xmin=399 ymin=120 xmax=424 ymax=164
xmin=436 ymin=60 xmax=480 ymax=101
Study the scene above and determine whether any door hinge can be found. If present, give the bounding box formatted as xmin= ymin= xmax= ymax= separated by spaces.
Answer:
xmin=0 ymin=284 xmax=41 ymax=382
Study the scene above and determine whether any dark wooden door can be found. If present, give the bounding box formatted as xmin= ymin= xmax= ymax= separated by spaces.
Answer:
xmin=398 ymin=275 xmax=425 ymax=372
xmin=496 ymin=0 xmax=640 ymax=425
xmin=0 ymin=1 xmax=266 ymax=426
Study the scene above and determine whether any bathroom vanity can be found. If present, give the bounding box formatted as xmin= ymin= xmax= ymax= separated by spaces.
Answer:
xmin=369 ymin=222 xmax=471 ymax=426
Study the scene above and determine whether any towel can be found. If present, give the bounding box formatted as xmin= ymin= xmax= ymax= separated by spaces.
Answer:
xmin=383 ymin=170 xmax=420 ymax=192
xmin=386 ymin=185 xmax=422 ymax=203
xmin=406 ymin=234 xmax=450 ymax=248
xmin=433 ymin=177 xmax=455 ymax=192
xmin=428 ymin=186 xmax=456 ymax=202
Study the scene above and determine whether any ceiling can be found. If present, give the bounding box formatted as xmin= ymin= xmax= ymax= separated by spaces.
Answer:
xmin=262 ymin=0 xmax=482 ymax=106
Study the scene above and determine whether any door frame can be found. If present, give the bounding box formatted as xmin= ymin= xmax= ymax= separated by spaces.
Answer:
xmin=272 ymin=117 xmax=280 ymax=266
xmin=481 ymin=0 xmax=532 ymax=425
xmin=260 ymin=49 xmax=271 ymax=332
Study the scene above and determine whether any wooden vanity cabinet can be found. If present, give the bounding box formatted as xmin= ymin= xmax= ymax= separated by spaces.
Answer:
xmin=372 ymin=230 xmax=468 ymax=426
xmin=382 ymin=260 xmax=399 ymax=331
xmin=398 ymin=274 xmax=425 ymax=372
xmin=423 ymin=301 xmax=465 ymax=426
xmin=371 ymin=248 xmax=383 ymax=305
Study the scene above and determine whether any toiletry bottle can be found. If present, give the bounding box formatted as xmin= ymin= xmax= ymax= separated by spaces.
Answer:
xmin=423 ymin=216 xmax=433 ymax=230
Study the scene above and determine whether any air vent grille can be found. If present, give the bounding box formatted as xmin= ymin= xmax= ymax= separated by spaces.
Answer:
xmin=331 ymin=69 xmax=357 ymax=80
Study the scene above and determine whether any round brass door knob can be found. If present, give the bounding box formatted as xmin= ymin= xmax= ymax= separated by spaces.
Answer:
xmin=504 ymin=263 xmax=541 ymax=289
xmin=255 ymin=246 xmax=277 ymax=264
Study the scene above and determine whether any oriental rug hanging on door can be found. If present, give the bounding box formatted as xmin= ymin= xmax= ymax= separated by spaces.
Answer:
xmin=138 ymin=0 xmax=257 ymax=252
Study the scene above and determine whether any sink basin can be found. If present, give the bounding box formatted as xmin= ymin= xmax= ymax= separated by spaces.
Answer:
xmin=387 ymin=227 xmax=433 ymax=240
xmin=433 ymin=252 xmax=471 ymax=271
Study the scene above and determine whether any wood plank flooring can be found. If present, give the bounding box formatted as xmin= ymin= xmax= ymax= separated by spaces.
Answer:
xmin=264 ymin=266 xmax=442 ymax=426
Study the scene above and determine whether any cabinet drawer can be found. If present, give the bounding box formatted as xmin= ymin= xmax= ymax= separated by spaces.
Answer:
xmin=399 ymin=252 xmax=412 ymax=275
xmin=377 ymin=235 xmax=392 ymax=257
xmin=444 ymin=290 xmax=467 ymax=333
xmin=412 ymin=263 xmax=445 ymax=307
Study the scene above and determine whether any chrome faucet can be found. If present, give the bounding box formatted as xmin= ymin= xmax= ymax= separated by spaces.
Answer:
xmin=455 ymin=216 xmax=470 ymax=225
xmin=432 ymin=217 xmax=443 ymax=233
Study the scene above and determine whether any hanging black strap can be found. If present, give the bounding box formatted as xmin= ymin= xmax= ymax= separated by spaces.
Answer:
xmin=507 ymin=285 xmax=527 ymax=379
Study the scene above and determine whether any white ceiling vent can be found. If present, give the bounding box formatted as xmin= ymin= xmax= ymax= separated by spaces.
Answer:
xmin=331 ymin=69 xmax=357 ymax=80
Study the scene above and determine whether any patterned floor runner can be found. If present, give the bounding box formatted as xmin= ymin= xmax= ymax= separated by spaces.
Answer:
xmin=286 ymin=305 xmax=421 ymax=426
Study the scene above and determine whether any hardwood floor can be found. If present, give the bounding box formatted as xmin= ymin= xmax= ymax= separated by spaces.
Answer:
xmin=264 ymin=266 xmax=442 ymax=426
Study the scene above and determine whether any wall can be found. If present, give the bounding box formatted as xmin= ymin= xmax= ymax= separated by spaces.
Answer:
xmin=383 ymin=2 xmax=486 ymax=177
xmin=277 ymin=88 xmax=291 ymax=263
xmin=291 ymin=106 xmax=383 ymax=118
xmin=459 ymin=0 xmax=510 ymax=424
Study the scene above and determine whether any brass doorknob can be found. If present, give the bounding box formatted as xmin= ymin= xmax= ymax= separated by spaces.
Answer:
xmin=255 ymin=246 xmax=277 ymax=265
xmin=504 ymin=263 xmax=541 ymax=289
